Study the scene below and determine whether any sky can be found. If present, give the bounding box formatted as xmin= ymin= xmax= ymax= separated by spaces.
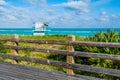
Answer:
xmin=0 ymin=0 xmax=120 ymax=28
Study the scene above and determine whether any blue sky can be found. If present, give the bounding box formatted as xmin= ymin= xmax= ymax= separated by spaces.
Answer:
xmin=0 ymin=0 xmax=120 ymax=28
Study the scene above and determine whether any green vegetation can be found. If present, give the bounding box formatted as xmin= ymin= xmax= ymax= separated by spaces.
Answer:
xmin=0 ymin=34 xmax=84 ymax=71
xmin=0 ymin=41 xmax=7 ymax=53
xmin=75 ymin=30 xmax=120 ymax=80
xmin=0 ymin=39 xmax=8 ymax=60
xmin=0 ymin=30 xmax=120 ymax=80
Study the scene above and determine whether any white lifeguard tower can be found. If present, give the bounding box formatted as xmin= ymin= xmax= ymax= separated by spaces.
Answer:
xmin=33 ymin=22 xmax=49 ymax=35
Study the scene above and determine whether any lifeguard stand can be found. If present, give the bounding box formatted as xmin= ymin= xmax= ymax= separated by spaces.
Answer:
xmin=33 ymin=22 xmax=49 ymax=35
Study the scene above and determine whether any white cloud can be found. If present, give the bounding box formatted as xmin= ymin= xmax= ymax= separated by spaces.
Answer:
xmin=0 ymin=6 xmax=6 ymax=13
xmin=63 ymin=1 xmax=88 ymax=9
xmin=101 ymin=11 xmax=107 ymax=15
xmin=24 ymin=0 xmax=47 ymax=7
xmin=0 ymin=0 xmax=7 ymax=5
xmin=92 ymin=0 xmax=111 ymax=3
xmin=85 ymin=11 xmax=120 ymax=28
xmin=53 ymin=1 xmax=89 ymax=14
xmin=0 ymin=6 xmax=29 ymax=22
xmin=0 ymin=0 xmax=119 ymax=28
xmin=98 ymin=11 xmax=109 ymax=22
xmin=0 ymin=1 xmax=31 ymax=28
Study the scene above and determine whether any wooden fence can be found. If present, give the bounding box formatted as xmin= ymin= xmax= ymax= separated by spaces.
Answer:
xmin=0 ymin=34 xmax=120 ymax=78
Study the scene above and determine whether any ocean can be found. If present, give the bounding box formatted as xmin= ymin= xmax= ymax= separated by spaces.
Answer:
xmin=0 ymin=28 xmax=120 ymax=36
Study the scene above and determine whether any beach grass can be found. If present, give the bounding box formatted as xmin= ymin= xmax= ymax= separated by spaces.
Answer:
xmin=0 ymin=34 xmax=84 ymax=71
xmin=0 ymin=31 xmax=120 ymax=79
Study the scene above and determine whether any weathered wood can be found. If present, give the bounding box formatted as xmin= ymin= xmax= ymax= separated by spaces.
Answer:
xmin=0 ymin=54 xmax=120 ymax=77
xmin=1 ymin=38 xmax=120 ymax=48
xmin=0 ymin=61 xmax=103 ymax=80
xmin=69 ymin=51 xmax=120 ymax=61
xmin=67 ymin=35 xmax=75 ymax=75
xmin=1 ymin=36 xmax=120 ymax=78
xmin=11 ymin=34 xmax=18 ymax=64
xmin=0 ymin=38 xmax=68 ymax=45
xmin=0 ymin=61 xmax=84 ymax=80
xmin=1 ymin=44 xmax=120 ymax=61
xmin=70 ymin=41 xmax=120 ymax=48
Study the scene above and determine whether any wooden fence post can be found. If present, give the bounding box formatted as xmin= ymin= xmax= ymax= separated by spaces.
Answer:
xmin=67 ymin=35 xmax=75 ymax=75
xmin=11 ymin=34 xmax=19 ymax=64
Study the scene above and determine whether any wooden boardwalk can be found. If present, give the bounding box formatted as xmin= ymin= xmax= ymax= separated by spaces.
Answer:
xmin=0 ymin=61 xmax=86 ymax=80
xmin=0 ymin=61 xmax=104 ymax=80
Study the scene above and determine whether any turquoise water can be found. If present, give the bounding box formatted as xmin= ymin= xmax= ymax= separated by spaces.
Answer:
xmin=0 ymin=28 xmax=120 ymax=36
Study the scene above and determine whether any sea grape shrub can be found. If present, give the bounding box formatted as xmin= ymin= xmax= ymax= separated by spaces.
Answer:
xmin=0 ymin=41 xmax=8 ymax=61
xmin=47 ymin=45 xmax=66 ymax=72
xmin=0 ymin=41 xmax=7 ymax=53
xmin=74 ymin=30 xmax=120 ymax=80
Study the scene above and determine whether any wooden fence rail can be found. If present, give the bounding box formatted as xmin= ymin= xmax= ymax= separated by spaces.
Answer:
xmin=0 ymin=53 xmax=120 ymax=77
xmin=0 ymin=38 xmax=68 ymax=45
xmin=0 ymin=34 xmax=120 ymax=78
xmin=0 ymin=44 xmax=120 ymax=61
xmin=1 ymin=38 xmax=120 ymax=48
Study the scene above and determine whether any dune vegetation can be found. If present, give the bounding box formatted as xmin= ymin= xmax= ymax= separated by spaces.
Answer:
xmin=0 ymin=30 xmax=120 ymax=80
